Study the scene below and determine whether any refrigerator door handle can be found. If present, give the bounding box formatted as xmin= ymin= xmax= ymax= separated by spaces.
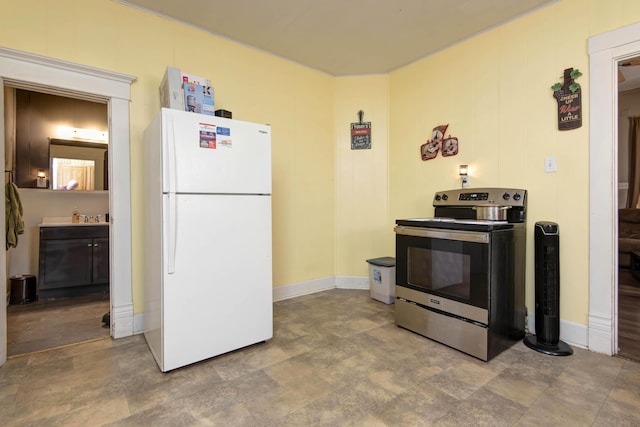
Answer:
xmin=166 ymin=113 xmax=177 ymax=274
xmin=167 ymin=191 xmax=177 ymax=274
xmin=167 ymin=114 xmax=177 ymax=195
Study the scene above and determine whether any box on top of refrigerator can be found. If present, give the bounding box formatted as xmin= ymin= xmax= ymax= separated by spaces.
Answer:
xmin=159 ymin=66 xmax=184 ymax=111
xmin=159 ymin=66 xmax=213 ymax=112
xmin=184 ymin=83 xmax=215 ymax=115
xmin=181 ymin=72 xmax=210 ymax=87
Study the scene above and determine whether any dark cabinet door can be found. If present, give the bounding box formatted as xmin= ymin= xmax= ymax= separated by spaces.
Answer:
xmin=40 ymin=238 xmax=93 ymax=289
xmin=15 ymin=89 xmax=51 ymax=188
xmin=92 ymin=237 xmax=110 ymax=284
xmin=38 ymin=226 xmax=109 ymax=297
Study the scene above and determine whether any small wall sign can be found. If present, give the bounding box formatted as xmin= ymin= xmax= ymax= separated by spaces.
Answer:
xmin=351 ymin=110 xmax=371 ymax=150
xmin=552 ymin=68 xmax=582 ymax=131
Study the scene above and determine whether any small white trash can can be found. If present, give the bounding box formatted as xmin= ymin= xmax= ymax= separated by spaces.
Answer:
xmin=366 ymin=257 xmax=396 ymax=304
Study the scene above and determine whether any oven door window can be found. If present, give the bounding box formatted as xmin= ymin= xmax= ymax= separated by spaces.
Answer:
xmin=401 ymin=236 xmax=489 ymax=308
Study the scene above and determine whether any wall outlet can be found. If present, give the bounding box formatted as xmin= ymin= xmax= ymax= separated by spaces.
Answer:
xmin=545 ymin=157 xmax=557 ymax=173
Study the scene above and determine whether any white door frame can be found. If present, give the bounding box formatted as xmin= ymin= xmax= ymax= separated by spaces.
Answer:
xmin=0 ymin=47 xmax=136 ymax=367
xmin=588 ymin=22 xmax=640 ymax=355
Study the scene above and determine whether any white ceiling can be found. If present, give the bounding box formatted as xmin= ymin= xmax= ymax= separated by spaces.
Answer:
xmin=117 ymin=0 xmax=558 ymax=76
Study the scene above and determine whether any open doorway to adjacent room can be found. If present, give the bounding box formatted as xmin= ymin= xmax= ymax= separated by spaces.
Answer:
xmin=617 ymin=55 xmax=640 ymax=362
xmin=0 ymin=47 xmax=134 ymax=367
xmin=4 ymin=88 xmax=111 ymax=356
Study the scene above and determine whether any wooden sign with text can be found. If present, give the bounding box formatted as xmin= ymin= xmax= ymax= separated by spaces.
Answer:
xmin=351 ymin=110 xmax=372 ymax=151
xmin=351 ymin=123 xmax=371 ymax=149
xmin=553 ymin=68 xmax=582 ymax=131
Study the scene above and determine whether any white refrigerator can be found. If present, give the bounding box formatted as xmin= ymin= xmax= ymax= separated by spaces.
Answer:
xmin=143 ymin=108 xmax=272 ymax=372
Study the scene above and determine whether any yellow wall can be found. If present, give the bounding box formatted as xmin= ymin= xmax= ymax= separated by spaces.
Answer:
xmin=389 ymin=0 xmax=640 ymax=325
xmin=0 ymin=0 xmax=336 ymax=312
xmin=2 ymin=0 xmax=640 ymax=328
xmin=334 ymin=75 xmax=391 ymax=275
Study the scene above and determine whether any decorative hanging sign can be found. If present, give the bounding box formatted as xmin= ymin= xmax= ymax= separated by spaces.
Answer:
xmin=420 ymin=124 xmax=457 ymax=161
xmin=441 ymin=136 xmax=459 ymax=157
xmin=552 ymin=68 xmax=582 ymax=131
xmin=351 ymin=110 xmax=371 ymax=150
xmin=420 ymin=140 xmax=439 ymax=160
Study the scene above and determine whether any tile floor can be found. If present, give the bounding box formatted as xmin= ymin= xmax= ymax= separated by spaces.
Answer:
xmin=1 ymin=289 xmax=639 ymax=426
xmin=7 ymin=294 xmax=110 ymax=356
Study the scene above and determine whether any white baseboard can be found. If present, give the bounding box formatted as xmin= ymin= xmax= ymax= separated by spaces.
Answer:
xmin=588 ymin=312 xmax=615 ymax=355
xmin=272 ymin=277 xmax=336 ymax=301
xmin=133 ymin=313 xmax=145 ymax=335
xmin=527 ymin=316 xmax=589 ymax=349
xmin=272 ymin=275 xmax=370 ymax=301
xmin=335 ymin=275 xmax=370 ymax=290
xmin=560 ymin=318 xmax=589 ymax=349
xmin=112 ymin=303 xmax=134 ymax=339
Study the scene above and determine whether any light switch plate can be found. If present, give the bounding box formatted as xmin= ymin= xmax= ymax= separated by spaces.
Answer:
xmin=545 ymin=157 xmax=557 ymax=173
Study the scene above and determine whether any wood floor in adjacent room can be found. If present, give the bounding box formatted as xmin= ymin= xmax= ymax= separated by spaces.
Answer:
xmin=7 ymin=293 xmax=110 ymax=357
xmin=618 ymin=268 xmax=640 ymax=362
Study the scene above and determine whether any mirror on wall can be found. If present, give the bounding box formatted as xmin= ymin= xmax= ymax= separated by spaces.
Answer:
xmin=49 ymin=139 xmax=107 ymax=191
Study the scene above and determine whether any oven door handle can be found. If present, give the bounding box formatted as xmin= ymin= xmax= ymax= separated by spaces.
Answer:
xmin=394 ymin=225 xmax=489 ymax=243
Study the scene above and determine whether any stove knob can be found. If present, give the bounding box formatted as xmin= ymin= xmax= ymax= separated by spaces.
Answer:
xmin=442 ymin=194 xmax=448 ymax=201
xmin=435 ymin=195 xmax=441 ymax=201
xmin=502 ymin=192 xmax=511 ymax=201
xmin=513 ymin=193 xmax=521 ymax=201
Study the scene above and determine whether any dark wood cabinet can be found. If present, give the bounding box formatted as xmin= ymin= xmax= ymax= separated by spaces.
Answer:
xmin=15 ymin=89 xmax=50 ymax=188
xmin=38 ymin=226 xmax=109 ymax=298
xmin=92 ymin=237 xmax=110 ymax=284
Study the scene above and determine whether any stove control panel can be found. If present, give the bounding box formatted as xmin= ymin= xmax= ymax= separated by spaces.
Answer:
xmin=459 ymin=192 xmax=489 ymax=201
xmin=433 ymin=188 xmax=527 ymax=207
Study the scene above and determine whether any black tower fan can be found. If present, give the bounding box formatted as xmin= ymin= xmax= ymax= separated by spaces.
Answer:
xmin=523 ymin=222 xmax=573 ymax=356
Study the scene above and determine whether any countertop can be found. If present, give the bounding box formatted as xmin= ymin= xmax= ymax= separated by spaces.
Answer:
xmin=38 ymin=216 xmax=109 ymax=227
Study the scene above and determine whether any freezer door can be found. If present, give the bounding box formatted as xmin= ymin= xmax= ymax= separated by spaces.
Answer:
xmin=161 ymin=193 xmax=273 ymax=371
xmin=161 ymin=108 xmax=271 ymax=195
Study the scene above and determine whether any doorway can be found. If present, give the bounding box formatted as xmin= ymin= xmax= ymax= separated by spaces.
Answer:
xmin=588 ymin=23 xmax=640 ymax=357
xmin=0 ymin=47 xmax=135 ymax=367
xmin=617 ymin=63 xmax=640 ymax=361
xmin=5 ymin=88 xmax=111 ymax=356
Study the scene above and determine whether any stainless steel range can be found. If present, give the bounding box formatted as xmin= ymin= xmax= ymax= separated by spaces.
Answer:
xmin=394 ymin=187 xmax=527 ymax=361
